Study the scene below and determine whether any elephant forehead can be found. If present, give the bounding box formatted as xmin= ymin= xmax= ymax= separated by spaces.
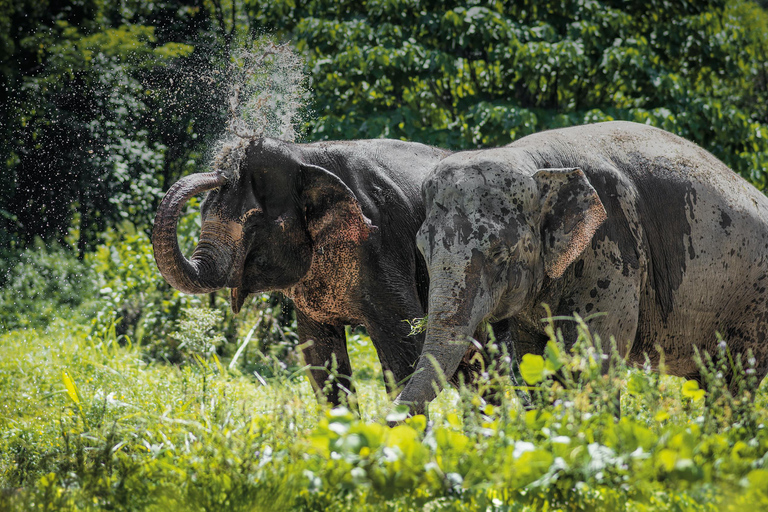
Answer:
xmin=421 ymin=210 xmax=523 ymax=257
xmin=428 ymin=183 xmax=526 ymax=229
xmin=429 ymin=170 xmax=534 ymax=212
xmin=428 ymin=166 xmax=503 ymax=194
xmin=430 ymin=181 xmax=509 ymax=211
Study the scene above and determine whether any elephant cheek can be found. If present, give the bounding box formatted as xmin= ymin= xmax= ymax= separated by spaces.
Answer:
xmin=195 ymin=214 xmax=248 ymax=289
xmin=428 ymin=258 xmax=496 ymax=342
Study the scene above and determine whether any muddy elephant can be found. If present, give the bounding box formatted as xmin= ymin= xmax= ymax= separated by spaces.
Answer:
xmin=394 ymin=121 xmax=768 ymax=415
xmin=153 ymin=137 xmax=491 ymax=407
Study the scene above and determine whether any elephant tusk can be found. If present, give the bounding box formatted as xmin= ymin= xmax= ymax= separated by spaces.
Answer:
xmin=230 ymin=287 xmax=249 ymax=314
xmin=231 ymin=287 xmax=240 ymax=314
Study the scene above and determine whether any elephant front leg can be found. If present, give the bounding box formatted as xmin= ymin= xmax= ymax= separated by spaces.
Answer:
xmin=448 ymin=321 xmax=517 ymax=407
xmin=296 ymin=311 xmax=356 ymax=410
xmin=365 ymin=314 xmax=425 ymax=399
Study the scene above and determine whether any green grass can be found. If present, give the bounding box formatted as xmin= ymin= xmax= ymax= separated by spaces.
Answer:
xmin=4 ymin=312 xmax=768 ymax=511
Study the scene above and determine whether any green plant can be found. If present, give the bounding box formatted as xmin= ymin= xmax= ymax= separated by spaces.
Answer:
xmin=171 ymin=306 xmax=227 ymax=360
xmin=6 ymin=307 xmax=768 ymax=511
xmin=0 ymin=239 xmax=97 ymax=331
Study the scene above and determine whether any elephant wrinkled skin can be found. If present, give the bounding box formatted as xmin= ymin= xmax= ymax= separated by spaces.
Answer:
xmin=395 ymin=121 xmax=768 ymax=414
xmin=153 ymin=137 xmax=490 ymax=407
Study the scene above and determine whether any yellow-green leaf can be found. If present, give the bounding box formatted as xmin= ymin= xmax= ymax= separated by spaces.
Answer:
xmin=62 ymin=371 xmax=81 ymax=406
xmin=657 ymin=448 xmax=677 ymax=472
xmin=520 ymin=353 xmax=546 ymax=384
xmin=405 ymin=414 xmax=427 ymax=432
xmin=544 ymin=340 xmax=564 ymax=372
xmin=682 ymin=380 xmax=706 ymax=401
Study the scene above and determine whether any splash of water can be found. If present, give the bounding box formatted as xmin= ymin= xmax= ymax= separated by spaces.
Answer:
xmin=212 ymin=40 xmax=310 ymax=178
xmin=227 ymin=41 xmax=308 ymax=142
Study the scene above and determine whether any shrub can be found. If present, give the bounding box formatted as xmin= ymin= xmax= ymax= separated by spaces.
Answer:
xmin=0 ymin=239 xmax=97 ymax=331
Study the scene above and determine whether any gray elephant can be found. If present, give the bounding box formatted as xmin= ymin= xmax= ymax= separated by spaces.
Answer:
xmin=153 ymin=137 xmax=491 ymax=407
xmin=395 ymin=120 xmax=768 ymax=415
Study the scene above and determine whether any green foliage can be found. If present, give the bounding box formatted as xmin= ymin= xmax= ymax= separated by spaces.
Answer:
xmin=3 ymin=15 xmax=197 ymax=253
xmin=87 ymin=218 xmax=199 ymax=347
xmin=171 ymin=307 xmax=227 ymax=359
xmin=6 ymin=0 xmax=768 ymax=258
xmin=1 ymin=0 xmax=226 ymax=254
xmin=245 ymin=0 xmax=768 ymax=186
xmin=0 ymin=322 xmax=314 ymax=511
xmin=230 ymin=293 xmax=301 ymax=377
xmin=0 ymin=240 xmax=97 ymax=331
xmin=5 ymin=310 xmax=768 ymax=510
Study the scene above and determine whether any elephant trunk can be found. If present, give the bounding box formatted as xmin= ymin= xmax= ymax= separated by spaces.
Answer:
xmin=395 ymin=274 xmax=488 ymax=415
xmin=152 ymin=172 xmax=234 ymax=294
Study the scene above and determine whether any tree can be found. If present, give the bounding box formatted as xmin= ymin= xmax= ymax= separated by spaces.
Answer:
xmin=248 ymin=0 xmax=768 ymax=185
xmin=2 ymin=0 xmax=767 ymax=257
xmin=0 ymin=0 xmax=231 ymax=256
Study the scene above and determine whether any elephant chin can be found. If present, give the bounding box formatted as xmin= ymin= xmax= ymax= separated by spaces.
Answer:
xmin=230 ymin=287 xmax=250 ymax=314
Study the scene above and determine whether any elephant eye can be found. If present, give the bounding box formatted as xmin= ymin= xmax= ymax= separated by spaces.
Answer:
xmin=489 ymin=245 xmax=509 ymax=264
xmin=490 ymin=244 xmax=520 ymax=265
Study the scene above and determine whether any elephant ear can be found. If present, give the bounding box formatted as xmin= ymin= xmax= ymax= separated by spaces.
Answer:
xmin=534 ymin=168 xmax=607 ymax=279
xmin=299 ymin=164 xmax=378 ymax=242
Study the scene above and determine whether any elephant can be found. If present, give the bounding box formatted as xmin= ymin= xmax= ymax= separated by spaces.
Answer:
xmin=394 ymin=120 xmax=768 ymax=415
xmin=152 ymin=136 xmax=492 ymax=407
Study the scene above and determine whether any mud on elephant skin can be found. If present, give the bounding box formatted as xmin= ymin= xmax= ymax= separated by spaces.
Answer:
xmin=395 ymin=120 xmax=768 ymax=415
xmin=153 ymin=136 xmax=492 ymax=407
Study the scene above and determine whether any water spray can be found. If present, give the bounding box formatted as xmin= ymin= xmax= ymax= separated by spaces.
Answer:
xmin=212 ymin=39 xmax=310 ymax=178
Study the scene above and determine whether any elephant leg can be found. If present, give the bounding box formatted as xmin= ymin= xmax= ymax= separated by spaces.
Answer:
xmin=365 ymin=313 xmax=424 ymax=398
xmin=296 ymin=310 xmax=356 ymax=409
xmin=488 ymin=319 xmax=533 ymax=409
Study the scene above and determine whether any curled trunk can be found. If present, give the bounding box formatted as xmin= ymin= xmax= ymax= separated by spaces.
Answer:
xmin=152 ymin=172 xmax=234 ymax=294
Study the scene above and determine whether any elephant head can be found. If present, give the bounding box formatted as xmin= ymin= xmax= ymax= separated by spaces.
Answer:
xmin=152 ymin=137 xmax=376 ymax=311
xmin=394 ymin=157 xmax=607 ymax=414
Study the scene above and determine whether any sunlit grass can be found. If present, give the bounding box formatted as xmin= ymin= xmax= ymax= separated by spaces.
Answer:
xmin=3 ymin=314 xmax=768 ymax=511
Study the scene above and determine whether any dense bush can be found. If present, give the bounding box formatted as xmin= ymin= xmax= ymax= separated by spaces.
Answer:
xmin=0 ymin=240 xmax=97 ymax=331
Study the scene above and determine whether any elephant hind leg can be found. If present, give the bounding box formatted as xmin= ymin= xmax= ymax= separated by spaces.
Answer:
xmin=686 ymin=338 xmax=768 ymax=402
